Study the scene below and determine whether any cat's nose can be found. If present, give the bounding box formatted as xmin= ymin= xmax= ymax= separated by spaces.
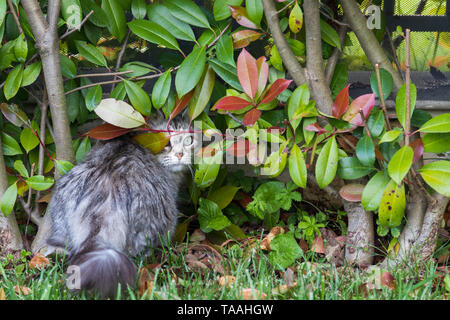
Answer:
xmin=176 ymin=152 xmax=183 ymax=160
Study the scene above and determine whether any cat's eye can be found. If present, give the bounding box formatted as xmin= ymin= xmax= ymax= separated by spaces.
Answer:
xmin=183 ymin=136 xmax=193 ymax=146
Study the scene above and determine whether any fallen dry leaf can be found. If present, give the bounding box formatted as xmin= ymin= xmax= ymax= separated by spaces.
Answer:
xmin=28 ymin=252 xmax=50 ymax=270
xmin=218 ymin=275 xmax=236 ymax=287
xmin=311 ymin=236 xmax=325 ymax=254
xmin=241 ymin=288 xmax=267 ymax=300
xmin=138 ymin=267 xmax=154 ymax=297
xmin=298 ymin=239 xmax=308 ymax=252
xmin=14 ymin=286 xmax=31 ymax=296
xmin=0 ymin=288 xmax=5 ymax=300
xmin=381 ymin=272 xmax=395 ymax=290
xmin=260 ymin=226 xmax=285 ymax=251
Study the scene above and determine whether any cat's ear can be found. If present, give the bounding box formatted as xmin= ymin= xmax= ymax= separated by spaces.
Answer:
xmin=148 ymin=109 xmax=166 ymax=128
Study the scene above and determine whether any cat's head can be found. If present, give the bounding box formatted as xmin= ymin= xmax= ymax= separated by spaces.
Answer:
xmin=148 ymin=112 xmax=201 ymax=173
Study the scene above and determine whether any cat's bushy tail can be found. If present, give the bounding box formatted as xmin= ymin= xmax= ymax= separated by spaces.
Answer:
xmin=67 ymin=241 xmax=137 ymax=298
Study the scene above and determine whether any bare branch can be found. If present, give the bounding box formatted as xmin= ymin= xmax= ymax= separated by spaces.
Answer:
xmin=7 ymin=0 xmax=24 ymax=35
xmin=60 ymin=10 xmax=94 ymax=40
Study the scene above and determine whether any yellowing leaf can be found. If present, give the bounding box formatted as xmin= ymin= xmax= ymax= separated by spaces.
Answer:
xmin=133 ymin=132 xmax=170 ymax=154
xmin=289 ymin=3 xmax=303 ymax=33
xmin=94 ymin=98 xmax=146 ymax=129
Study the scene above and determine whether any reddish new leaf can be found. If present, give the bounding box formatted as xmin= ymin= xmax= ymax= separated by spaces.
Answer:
xmin=410 ymin=138 xmax=424 ymax=163
xmin=258 ymin=79 xmax=292 ymax=105
xmin=213 ymin=96 xmax=252 ymax=111
xmin=256 ymin=57 xmax=269 ymax=98
xmin=229 ymin=6 xmax=259 ymax=29
xmin=333 ymin=84 xmax=350 ymax=118
xmin=85 ymin=123 xmax=132 ymax=140
xmin=339 ymin=184 xmax=365 ymax=202
xmin=237 ymin=48 xmax=259 ymax=99
xmin=342 ymin=93 xmax=376 ymax=126
xmin=232 ymin=30 xmax=262 ymax=49
xmin=169 ymin=90 xmax=194 ymax=123
xmin=304 ymin=123 xmax=327 ymax=135
xmin=243 ymin=108 xmax=261 ymax=126
xmin=226 ymin=139 xmax=254 ymax=157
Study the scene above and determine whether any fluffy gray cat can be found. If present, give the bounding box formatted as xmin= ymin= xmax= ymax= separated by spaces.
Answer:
xmin=46 ymin=114 xmax=199 ymax=297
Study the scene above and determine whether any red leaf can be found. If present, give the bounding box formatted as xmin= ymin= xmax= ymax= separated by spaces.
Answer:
xmin=339 ymin=184 xmax=365 ymax=202
xmin=232 ymin=30 xmax=262 ymax=49
xmin=258 ymin=79 xmax=292 ymax=105
xmin=409 ymin=138 xmax=424 ymax=163
xmin=213 ymin=96 xmax=252 ymax=111
xmin=304 ymin=123 xmax=327 ymax=135
xmin=229 ymin=6 xmax=259 ymax=29
xmin=169 ymin=90 xmax=194 ymax=123
xmin=333 ymin=84 xmax=350 ymax=118
xmin=85 ymin=123 xmax=132 ymax=140
xmin=237 ymin=48 xmax=259 ymax=99
xmin=226 ymin=139 xmax=254 ymax=157
xmin=239 ymin=192 xmax=253 ymax=209
xmin=256 ymin=56 xmax=269 ymax=97
xmin=243 ymin=108 xmax=261 ymax=126
xmin=342 ymin=93 xmax=376 ymax=126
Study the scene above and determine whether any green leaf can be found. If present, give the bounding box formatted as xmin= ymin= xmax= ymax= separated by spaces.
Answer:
xmin=120 ymin=61 xmax=157 ymax=77
xmin=131 ymin=0 xmax=146 ymax=19
xmin=80 ymin=0 xmax=108 ymax=27
xmin=94 ymin=98 xmax=146 ymax=128
xmin=315 ymin=136 xmax=338 ymax=188
xmin=76 ymin=136 xmax=91 ymax=163
xmin=320 ymin=19 xmax=341 ymax=50
xmin=418 ymin=113 xmax=450 ymax=133
xmin=101 ymin=0 xmax=127 ymax=42
xmin=289 ymin=144 xmax=307 ymax=188
xmin=361 ymin=171 xmax=390 ymax=211
xmin=198 ymin=198 xmax=231 ymax=233
xmin=419 ymin=161 xmax=450 ymax=197
xmin=370 ymin=68 xmax=393 ymax=99
xmin=85 ymin=85 xmax=102 ymax=112
xmin=124 ymin=80 xmax=151 ymax=116
xmin=128 ymin=19 xmax=180 ymax=51
xmin=194 ymin=150 xmax=223 ymax=189
xmin=20 ymin=126 xmax=39 ymax=153
xmin=338 ymin=157 xmax=375 ymax=180
xmin=395 ymin=83 xmax=416 ymax=129
xmin=422 ymin=133 xmax=450 ymax=153
xmin=188 ymin=66 xmax=215 ymax=121
xmin=378 ymin=180 xmax=406 ymax=228
xmin=387 ymin=146 xmax=413 ymax=185
xmin=175 ymin=46 xmax=206 ymax=98
xmin=21 ymin=61 xmax=41 ymax=87
xmin=75 ymin=41 xmax=107 ymax=67
xmin=411 ymin=109 xmax=432 ymax=128
xmin=110 ymin=82 xmax=126 ymax=101
xmin=208 ymin=59 xmax=243 ymax=91
xmin=60 ymin=54 xmax=77 ymax=79
xmin=0 ymin=103 xmax=29 ymax=127
xmin=164 ymin=0 xmax=211 ymax=29
xmin=151 ymin=70 xmax=171 ymax=109
xmin=14 ymin=34 xmax=27 ymax=63
xmin=379 ymin=128 xmax=403 ymax=144
xmin=147 ymin=4 xmax=196 ymax=42
xmin=0 ymin=183 xmax=17 ymax=217
xmin=367 ymin=108 xmax=385 ymax=138
xmin=356 ymin=135 xmax=375 ymax=166
xmin=55 ymin=160 xmax=74 ymax=176
xmin=1 ymin=132 xmax=22 ymax=156
xmin=287 ymin=84 xmax=310 ymax=131
xmin=4 ymin=63 xmax=24 ymax=100
xmin=262 ymin=146 xmax=288 ymax=178
xmin=26 ymin=175 xmax=54 ymax=191
xmin=61 ymin=0 xmax=82 ymax=29
xmin=245 ymin=0 xmax=263 ymax=26
xmin=13 ymin=160 xmax=29 ymax=178
xmin=207 ymin=185 xmax=240 ymax=209
xmin=216 ymin=33 xmax=235 ymax=67
xmin=268 ymin=232 xmax=302 ymax=270
xmin=0 ymin=0 xmax=7 ymax=27
xmin=213 ymin=0 xmax=242 ymax=20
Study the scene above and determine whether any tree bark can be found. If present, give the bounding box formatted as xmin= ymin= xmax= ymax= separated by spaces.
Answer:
xmin=340 ymin=0 xmax=404 ymax=91
xmin=0 ymin=136 xmax=23 ymax=257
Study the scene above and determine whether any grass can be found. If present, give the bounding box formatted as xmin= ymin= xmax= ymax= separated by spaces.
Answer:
xmin=0 ymin=238 xmax=448 ymax=300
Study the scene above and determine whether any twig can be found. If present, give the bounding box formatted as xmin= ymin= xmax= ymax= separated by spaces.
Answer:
xmin=359 ymin=109 xmax=372 ymax=140
xmin=225 ymin=112 xmax=244 ymax=126
xmin=386 ymin=28 xmax=403 ymax=80
xmin=207 ymin=22 xmax=231 ymax=49
xmin=71 ymin=70 xmax=133 ymax=80
xmin=375 ymin=63 xmax=392 ymax=130
xmin=60 ymin=10 xmax=94 ymax=41
xmin=7 ymin=0 xmax=24 ymax=35
xmin=110 ymin=29 xmax=131 ymax=92
xmin=276 ymin=0 xmax=295 ymax=14
xmin=404 ymin=29 xmax=411 ymax=146
xmin=319 ymin=9 xmax=350 ymax=27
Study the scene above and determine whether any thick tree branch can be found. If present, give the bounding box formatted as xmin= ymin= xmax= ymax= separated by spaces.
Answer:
xmin=340 ymin=0 xmax=404 ymax=91
xmin=303 ymin=0 xmax=334 ymax=115
xmin=262 ymin=0 xmax=307 ymax=86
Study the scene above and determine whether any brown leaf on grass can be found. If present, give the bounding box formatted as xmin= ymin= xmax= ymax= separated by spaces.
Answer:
xmin=260 ymin=226 xmax=285 ymax=251
xmin=271 ymin=282 xmax=298 ymax=295
xmin=14 ymin=286 xmax=31 ymax=296
xmin=0 ymin=288 xmax=5 ymax=300
xmin=311 ymin=236 xmax=325 ymax=254
xmin=381 ymin=272 xmax=395 ymax=290
xmin=218 ymin=275 xmax=236 ymax=287
xmin=298 ymin=239 xmax=309 ymax=252
xmin=138 ymin=267 xmax=154 ymax=297
xmin=28 ymin=252 xmax=50 ymax=270
xmin=241 ymin=288 xmax=267 ymax=300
